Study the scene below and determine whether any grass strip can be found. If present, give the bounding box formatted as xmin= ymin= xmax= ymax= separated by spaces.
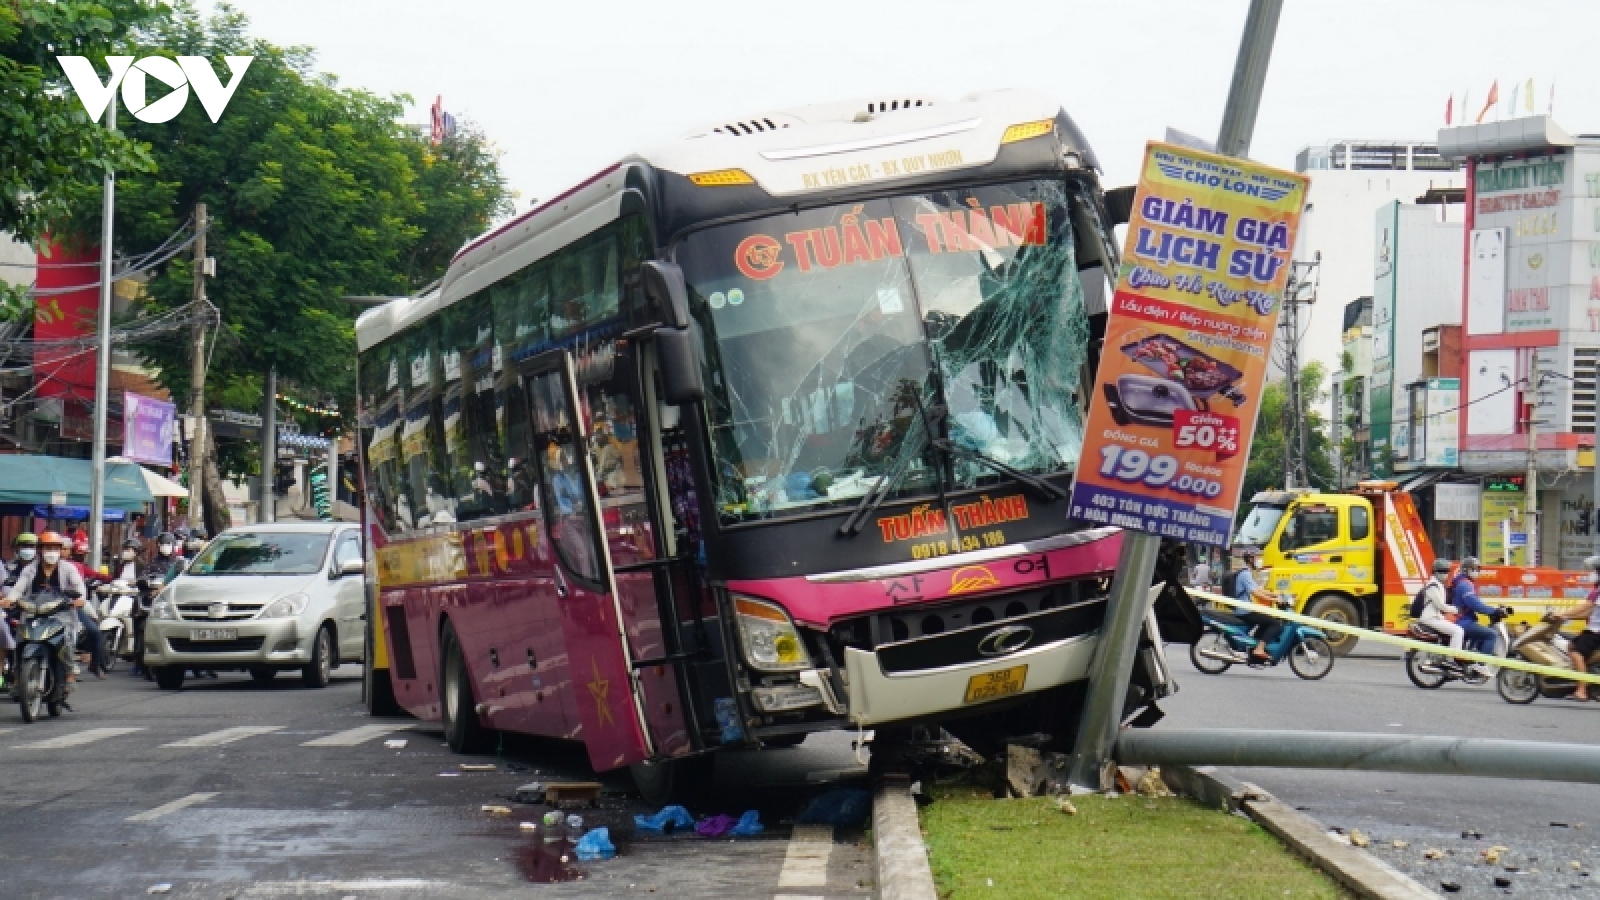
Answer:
xmin=921 ymin=784 xmax=1352 ymax=899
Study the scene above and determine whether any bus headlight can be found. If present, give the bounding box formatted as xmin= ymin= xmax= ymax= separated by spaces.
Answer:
xmin=732 ymin=595 xmax=812 ymax=672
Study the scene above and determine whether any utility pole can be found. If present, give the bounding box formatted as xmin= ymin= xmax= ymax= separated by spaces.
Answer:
xmin=1068 ymin=0 xmax=1284 ymax=791
xmin=87 ymin=99 xmax=117 ymax=569
xmin=1526 ymin=356 xmax=1540 ymax=565
xmin=260 ymin=365 xmax=277 ymax=523
xmin=1215 ymin=0 xmax=1284 ymax=159
xmin=1279 ymin=257 xmax=1320 ymax=490
xmin=187 ymin=203 xmax=209 ymax=532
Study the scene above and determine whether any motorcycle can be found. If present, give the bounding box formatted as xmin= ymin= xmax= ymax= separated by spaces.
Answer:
xmin=10 ymin=589 xmax=78 ymax=722
xmin=1189 ymin=599 xmax=1336 ymax=680
xmin=1403 ymin=607 xmax=1513 ymax=689
xmin=94 ymin=580 xmax=141 ymax=673
xmin=1496 ymin=615 xmax=1600 ymax=704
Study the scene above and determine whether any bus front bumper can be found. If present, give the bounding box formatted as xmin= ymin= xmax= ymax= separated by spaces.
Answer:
xmin=841 ymin=631 xmax=1100 ymax=727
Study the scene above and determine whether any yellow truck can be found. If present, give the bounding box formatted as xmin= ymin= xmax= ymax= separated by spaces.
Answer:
xmin=1231 ymin=481 xmax=1592 ymax=655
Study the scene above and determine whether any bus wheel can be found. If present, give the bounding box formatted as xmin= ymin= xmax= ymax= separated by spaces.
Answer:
xmin=1305 ymin=595 xmax=1361 ymax=657
xmin=440 ymin=621 xmax=491 ymax=754
xmin=630 ymin=753 xmax=715 ymax=808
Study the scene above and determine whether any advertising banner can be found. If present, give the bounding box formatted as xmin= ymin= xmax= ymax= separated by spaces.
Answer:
xmin=1068 ymin=142 xmax=1308 ymax=547
xmin=122 ymin=390 xmax=176 ymax=466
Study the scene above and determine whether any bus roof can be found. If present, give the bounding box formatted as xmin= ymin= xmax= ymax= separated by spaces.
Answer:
xmin=356 ymin=89 xmax=1093 ymax=353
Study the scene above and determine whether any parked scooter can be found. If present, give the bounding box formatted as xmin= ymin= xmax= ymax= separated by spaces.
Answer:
xmin=1190 ymin=598 xmax=1336 ymax=680
xmin=94 ymin=580 xmax=141 ymax=673
xmin=1496 ymin=615 xmax=1600 ymax=704
xmin=1404 ymin=607 xmax=1513 ymax=689
xmin=11 ymin=589 xmax=78 ymax=722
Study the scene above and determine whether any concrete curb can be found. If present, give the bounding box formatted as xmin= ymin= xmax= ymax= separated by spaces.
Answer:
xmin=1166 ymin=765 xmax=1440 ymax=900
xmin=872 ymin=777 xmax=938 ymax=900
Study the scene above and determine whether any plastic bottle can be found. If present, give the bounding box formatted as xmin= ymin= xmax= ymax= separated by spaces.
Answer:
xmin=565 ymin=813 xmax=585 ymax=843
xmin=542 ymin=809 xmax=564 ymax=842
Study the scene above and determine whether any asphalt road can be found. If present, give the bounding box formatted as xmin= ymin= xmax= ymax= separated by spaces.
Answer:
xmin=0 ymin=666 xmax=872 ymax=899
xmin=1160 ymin=645 xmax=1600 ymax=899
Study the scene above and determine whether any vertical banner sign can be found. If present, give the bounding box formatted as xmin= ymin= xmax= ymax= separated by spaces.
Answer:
xmin=122 ymin=390 xmax=176 ymax=466
xmin=1069 ymin=143 xmax=1308 ymax=547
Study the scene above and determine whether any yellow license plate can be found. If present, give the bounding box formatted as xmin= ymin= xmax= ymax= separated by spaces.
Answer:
xmin=964 ymin=665 xmax=1028 ymax=704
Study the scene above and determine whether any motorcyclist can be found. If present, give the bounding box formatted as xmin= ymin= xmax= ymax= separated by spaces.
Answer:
xmin=2 ymin=531 xmax=87 ymax=693
xmin=1233 ymin=551 xmax=1283 ymax=664
xmin=1448 ymin=557 xmax=1501 ymax=657
xmin=182 ymin=528 xmax=207 ymax=559
xmin=131 ymin=532 xmax=180 ymax=678
xmin=65 ymin=537 xmax=113 ymax=678
xmin=5 ymin=532 xmax=38 ymax=588
xmin=1419 ymin=558 xmax=1484 ymax=677
xmin=1553 ymin=555 xmax=1600 ymax=702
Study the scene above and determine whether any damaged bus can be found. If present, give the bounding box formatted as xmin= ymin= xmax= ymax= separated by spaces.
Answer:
xmin=355 ymin=89 xmax=1177 ymax=802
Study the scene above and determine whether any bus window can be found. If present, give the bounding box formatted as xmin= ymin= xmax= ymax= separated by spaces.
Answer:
xmin=895 ymin=181 xmax=1088 ymax=491
xmin=360 ymin=343 xmax=410 ymax=535
xmin=443 ymin=295 xmax=506 ymax=521
xmin=527 ymin=367 xmax=601 ymax=584
xmin=401 ymin=332 xmax=455 ymax=528
xmin=493 ymin=274 xmax=541 ymax=511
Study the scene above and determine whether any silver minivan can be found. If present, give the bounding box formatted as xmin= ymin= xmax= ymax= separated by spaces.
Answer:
xmin=143 ymin=523 xmax=365 ymax=690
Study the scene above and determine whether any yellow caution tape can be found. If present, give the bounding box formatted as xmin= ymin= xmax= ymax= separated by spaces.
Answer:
xmin=1188 ymin=587 xmax=1600 ymax=687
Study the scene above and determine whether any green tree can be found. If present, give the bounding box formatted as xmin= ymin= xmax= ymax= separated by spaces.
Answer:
xmin=0 ymin=0 xmax=158 ymax=243
xmin=53 ymin=3 xmax=509 ymax=525
xmin=1240 ymin=361 xmax=1338 ymax=507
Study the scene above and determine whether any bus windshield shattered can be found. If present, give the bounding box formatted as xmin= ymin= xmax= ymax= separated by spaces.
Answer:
xmin=676 ymin=179 xmax=1094 ymax=525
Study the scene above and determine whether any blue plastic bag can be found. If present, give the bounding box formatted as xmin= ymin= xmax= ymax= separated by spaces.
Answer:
xmin=729 ymin=809 xmax=764 ymax=836
xmin=795 ymin=788 xmax=872 ymax=827
xmin=574 ymin=826 xmax=615 ymax=861
xmin=633 ymin=804 xmax=695 ymax=834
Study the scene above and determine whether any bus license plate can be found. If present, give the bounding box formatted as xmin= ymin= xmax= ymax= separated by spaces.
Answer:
xmin=964 ymin=665 xmax=1027 ymax=704
xmin=189 ymin=628 xmax=237 ymax=641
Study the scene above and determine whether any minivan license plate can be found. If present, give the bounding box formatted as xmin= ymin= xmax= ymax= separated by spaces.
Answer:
xmin=189 ymin=628 xmax=237 ymax=641
xmin=964 ymin=665 xmax=1027 ymax=704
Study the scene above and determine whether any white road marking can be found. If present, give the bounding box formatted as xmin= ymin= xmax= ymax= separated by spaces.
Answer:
xmin=301 ymin=723 xmax=413 ymax=747
xmin=773 ymin=896 xmax=825 ymax=900
xmin=13 ymin=727 xmax=144 ymax=749
xmin=776 ymin=824 xmax=834 ymax=889
xmin=163 ymin=725 xmax=284 ymax=748
xmin=126 ymin=791 xmax=218 ymax=822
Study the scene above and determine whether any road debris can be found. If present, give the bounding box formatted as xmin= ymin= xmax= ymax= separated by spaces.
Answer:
xmin=1135 ymin=767 xmax=1173 ymax=798
xmin=1495 ymin=876 xmax=1512 ymax=888
xmin=1424 ymin=848 xmax=1445 ymax=860
xmin=546 ymin=782 xmax=603 ymax=808
xmin=1439 ymin=882 xmax=1461 ymax=893
xmin=147 ymin=886 xmax=172 ymax=895
xmin=1349 ymin=829 xmax=1370 ymax=848
xmin=519 ymin=822 xmax=537 ymax=832
xmin=481 ymin=805 xmax=512 ymax=816
xmin=1053 ymin=796 xmax=1078 ymax=816
xmin=460 ymin=763 xmax=496 ymax=772
xmin=383 ymin=739 xmax=407 ymax=749
xmin=634 ymin=805 xmax=694 ymax=834
xmin=1483 ymin=845 xmax=1509 ymax=865
xmin=1392 ymin=840 xmax=1409 ymax=849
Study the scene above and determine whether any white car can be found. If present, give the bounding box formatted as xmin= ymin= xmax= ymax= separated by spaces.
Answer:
xmin=143 ymin=523 xmax=365 ymax=690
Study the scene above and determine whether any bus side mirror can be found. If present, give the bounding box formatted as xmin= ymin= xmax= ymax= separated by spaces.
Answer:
xmin=642 ymin=260 xmax=691 ymax=329
xmin=1103 ymin=185 xmax=1136 ymax=227
xmin=655 ymin=327 xmax=704 ymax=404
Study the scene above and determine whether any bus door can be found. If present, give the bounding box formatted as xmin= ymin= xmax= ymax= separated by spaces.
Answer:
xmin=522 ymin=349 xmax=655 ymax=770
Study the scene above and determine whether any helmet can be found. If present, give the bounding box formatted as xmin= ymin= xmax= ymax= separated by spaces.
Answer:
xmin=73 ymin=538 xmax=89 ymax=555
xmin=122 ymin=538 xmax=140 ymax=550
xmin=13 ymin=532 xmax=36 ymax=546
xmin=36 ymin=531 xmax=64 ymax=547
xmin=1460 ymin=556 xmax=1481 ymax=575
xmin=156 ymin=531 xmax=176 ymax=543
xmin=190 ymin=528 xmax=206 ymax=540
xmin=1433 ymin=558 xmax=1453 ymax=575
xmin=1586 ymin=555 xmax=1600 ymax=573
